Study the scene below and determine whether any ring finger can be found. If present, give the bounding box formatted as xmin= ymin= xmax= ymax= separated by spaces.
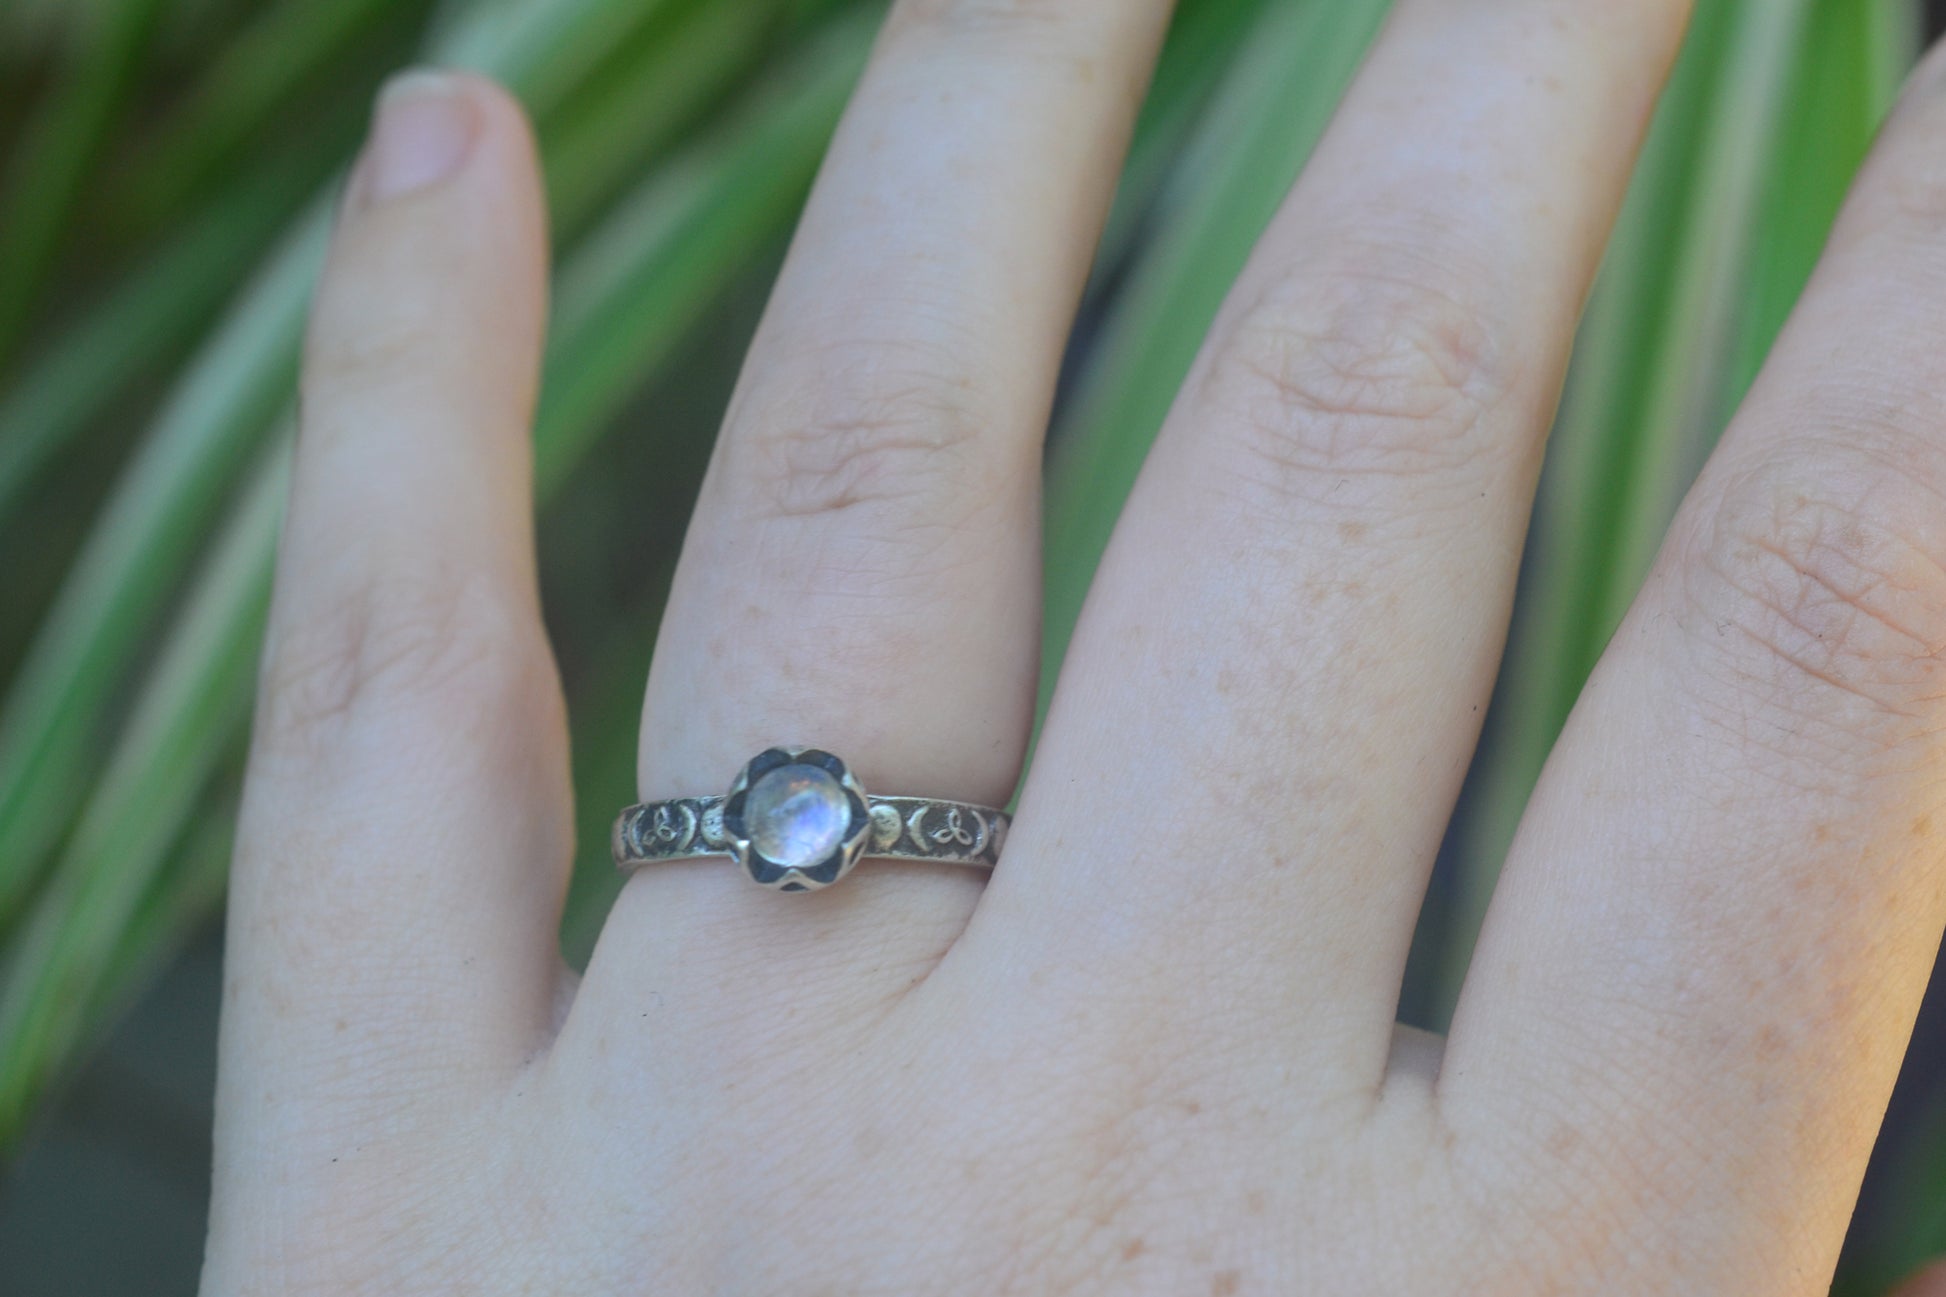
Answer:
xmin=569 ymin=0 xmax=1176 ymax=1050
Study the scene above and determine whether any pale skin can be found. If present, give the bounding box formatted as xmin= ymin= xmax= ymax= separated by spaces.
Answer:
xmin=200 ymin=0 xmax=1946 ymax=1292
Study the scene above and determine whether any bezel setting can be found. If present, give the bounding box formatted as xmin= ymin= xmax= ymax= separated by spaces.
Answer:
xmin=720 ymin=748 xmax=872 ymax=892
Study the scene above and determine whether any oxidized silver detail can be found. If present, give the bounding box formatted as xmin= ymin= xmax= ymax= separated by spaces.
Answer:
xmin=869 ymin=803 xmax=903 ymax=851
xmin=613 ymin=747 xmax=1008 ymax=892
xmin=699 ymin=802 xmax=728 ymax=848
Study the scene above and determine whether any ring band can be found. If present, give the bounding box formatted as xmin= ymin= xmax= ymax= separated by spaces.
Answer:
xmin=612 ymin=748 xmax=1007 ymax=892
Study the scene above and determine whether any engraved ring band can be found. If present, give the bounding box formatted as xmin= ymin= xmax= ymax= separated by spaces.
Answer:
xmin=612 ymin=747 xmax=1009 ymax=893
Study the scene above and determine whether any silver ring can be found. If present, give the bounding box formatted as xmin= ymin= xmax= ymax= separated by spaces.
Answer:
xmin=612 ymin=747 xmax=1008 ymax=892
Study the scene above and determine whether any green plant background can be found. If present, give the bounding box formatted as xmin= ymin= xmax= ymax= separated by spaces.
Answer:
xmin=0 ymin=0 xmax=1943 ymax=1290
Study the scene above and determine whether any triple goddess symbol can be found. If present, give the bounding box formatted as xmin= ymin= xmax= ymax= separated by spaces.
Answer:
xmin=930 ymin=807 xmax=976 ymax=849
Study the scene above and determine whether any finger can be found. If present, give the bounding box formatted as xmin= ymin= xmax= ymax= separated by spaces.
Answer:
xmin=222 ymin=72 xmax=565 ymax=1122
xmin=570 ymin=2 xmax=1174 ymax=1037
xmin=1442 ymin=50 xmax=1946 ymax=1291
xmin=972 ymin=0 xmax=1690 ymax=1087
xmin=1896 ymin=1261 xmax=1946 ymax=1297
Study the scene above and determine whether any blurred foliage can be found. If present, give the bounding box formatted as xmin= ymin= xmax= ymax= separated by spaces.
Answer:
xmin=0 ymin=0 xmax=1938 ymax=1287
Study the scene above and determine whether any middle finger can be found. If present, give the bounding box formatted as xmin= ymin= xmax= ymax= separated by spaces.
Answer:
xmin=979 ymin=0 xmax=1693 ymax=1093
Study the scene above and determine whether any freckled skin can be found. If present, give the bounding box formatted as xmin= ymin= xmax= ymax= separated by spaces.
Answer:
xmin=207 ymin=3 xmax=1946 ymax=1296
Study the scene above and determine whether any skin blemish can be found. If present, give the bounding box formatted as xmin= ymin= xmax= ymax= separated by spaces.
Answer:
xmin=1914 ymin=814 xmax=1933 ymax=838
xmin=1212 ymin=1270 xmax=1242 ymax=1296
xmin=1246 ymin=1190 xmax=1267 ymax=1215
xmin=1338 ymin=520 xmax=1368 ymax=543
xmin=1122 ymin=1238 xmax=1146 ymax=1262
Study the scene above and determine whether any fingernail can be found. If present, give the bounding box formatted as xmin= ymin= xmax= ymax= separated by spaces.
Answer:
xmin=361 ymin=70 xmax=477 ymax=203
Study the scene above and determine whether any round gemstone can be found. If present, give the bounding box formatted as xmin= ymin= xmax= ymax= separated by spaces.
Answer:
xmin=744 ymin=764 xmax=852 ymax=871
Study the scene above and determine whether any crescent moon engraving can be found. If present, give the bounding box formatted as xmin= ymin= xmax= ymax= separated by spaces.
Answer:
xmin=967 ymin=809 xmax=989 ymax=857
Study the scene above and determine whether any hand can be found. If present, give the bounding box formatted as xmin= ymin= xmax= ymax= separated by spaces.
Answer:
xmin=201 ymin=3 xmax=1946 ymax=1292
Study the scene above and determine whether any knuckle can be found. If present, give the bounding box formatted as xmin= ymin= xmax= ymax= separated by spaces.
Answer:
xmin=303 ymin=236 xmax=469 ymax=399
xmin=302 ymin=303 xmax=446 ymax=402
xmin=259 ymin=569 xmax=548 ymax=760
xmin=742 ymin=344 xmax=991 ymax=525
xmin=1198 ymin=259 xmax=1517 ymax=512
xmin=1678 ymin=445 xmax=1946 ymax=749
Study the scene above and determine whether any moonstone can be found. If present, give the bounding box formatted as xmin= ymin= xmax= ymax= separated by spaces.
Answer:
xmin=745 ymin=764 xmax=850 ymax=870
